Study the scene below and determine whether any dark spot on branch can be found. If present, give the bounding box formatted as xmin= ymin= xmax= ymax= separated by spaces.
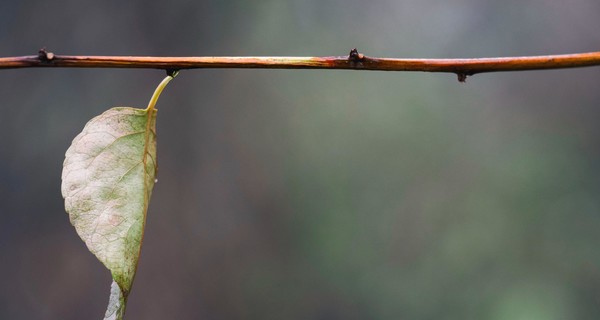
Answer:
xmin=457 ymin=73 xmax=468 ymax=83
xmin=348 ymin=48 xmax=365 ymax=63
xmin=166 ymin=69 xmax=179 ymax=77
xmin=38 ymin=48 xmax=55 ymax=62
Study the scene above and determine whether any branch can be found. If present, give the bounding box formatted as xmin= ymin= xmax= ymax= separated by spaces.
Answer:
xmin=1 ymin=48 xmax=600 ymax=82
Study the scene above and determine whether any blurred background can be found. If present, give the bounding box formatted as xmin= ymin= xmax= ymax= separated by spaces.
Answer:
xmin=1 ymin=0 xmax=600 ymax=319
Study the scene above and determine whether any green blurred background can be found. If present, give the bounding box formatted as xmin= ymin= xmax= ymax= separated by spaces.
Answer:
xmin=1 ymin=1 xmax=600 ymax=319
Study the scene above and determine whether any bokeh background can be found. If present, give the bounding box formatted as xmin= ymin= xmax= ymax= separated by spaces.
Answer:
xmin=2 ymin=1 xmax=600 ymax=319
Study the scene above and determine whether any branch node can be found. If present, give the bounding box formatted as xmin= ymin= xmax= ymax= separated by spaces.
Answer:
xmin=456 ymin=73 xmax=468 ymax=83
xmin=166 ymin=69 xmax=179 ymax=77
xmin=348 ymin=48 xmax=365 ymax=64
xmin=38 ymin=48 xmax=55 ymax=63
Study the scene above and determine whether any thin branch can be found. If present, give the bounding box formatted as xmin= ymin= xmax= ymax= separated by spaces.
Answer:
xmin=1 ymin=48 xmax=600 ymax=82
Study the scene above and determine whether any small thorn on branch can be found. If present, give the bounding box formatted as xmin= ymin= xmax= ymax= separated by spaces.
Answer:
xmin=348 ymin=48 xmax=365 ymax=63
xmin=38 ymin=48 xmax=55 ymax=62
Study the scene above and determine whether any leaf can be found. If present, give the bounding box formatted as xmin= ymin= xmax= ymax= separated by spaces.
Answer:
xmin=61 ymin=106 xmax=158 ymax=319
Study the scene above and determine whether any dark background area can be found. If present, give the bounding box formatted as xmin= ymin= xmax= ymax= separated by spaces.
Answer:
xmin=2 ymin=1 xmax=600 ymax=319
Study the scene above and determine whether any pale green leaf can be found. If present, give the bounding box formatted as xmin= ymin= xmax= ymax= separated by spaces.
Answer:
xmin=61 ymin=107 xmax=158 ymax=318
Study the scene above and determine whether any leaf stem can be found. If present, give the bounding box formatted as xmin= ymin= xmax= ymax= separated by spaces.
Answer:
xmin=146 ymin=72 xmax=177 ymax=111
